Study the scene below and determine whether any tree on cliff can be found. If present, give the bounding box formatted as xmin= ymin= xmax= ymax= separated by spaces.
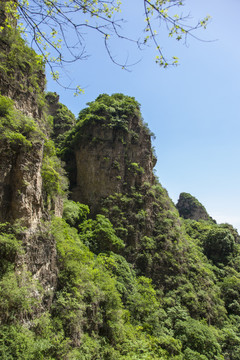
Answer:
xmin=0 ymin=0 xmax=210 ymax=92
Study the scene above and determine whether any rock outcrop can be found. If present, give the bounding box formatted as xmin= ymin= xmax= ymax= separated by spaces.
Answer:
xmin=45 ymin=91 xmax=76 ymax=146
xmin=0 ymin=14 xmax=60 ymax=307
xmin=176 ymin=192 xmax=215 ymax=222
xmin=21 ymin=229 xmax=58 ymax=309
xmin=68 ymin=94 xmax=156 ymax=214
xmin=0 ymin=140 xmax=44 ymax=228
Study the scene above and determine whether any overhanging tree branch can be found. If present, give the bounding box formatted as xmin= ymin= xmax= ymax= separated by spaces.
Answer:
xmin=1 ymin=0 xmax=211 ymax=93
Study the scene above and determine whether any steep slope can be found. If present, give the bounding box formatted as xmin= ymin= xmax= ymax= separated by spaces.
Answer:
xmin=0 ymin=6 xmax=46 ymax=227
xmin=0 ymin=12 xmax=64 ymax=312
xmin=63 ymin=93 xmax=155 ymax=214
xmin=58 ymin=93 xmax=240 ymax=359
xmin=45 ymin=91 xmax=76 ymax=148
xmin=2 ymin=9 xmax=240 ymax=359
xmin=0 ymin=4 xmax=45 ymax=119
xmin=62 ymin=95 xmax=184 ymax=280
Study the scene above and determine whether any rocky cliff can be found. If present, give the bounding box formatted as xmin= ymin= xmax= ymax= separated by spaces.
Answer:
xmin=176 ymin=192 xmax=215 ymax=222
xmin=0 ymin=2 xmax=46 ymax=119
xmin=2 ymin=10 xmax=240 ymax=359
xmin=0 ymin=139 xmax=43 ymax=228
xmin=0 ymin=11 xmax=61 ymax=310
xmin=45 ymin=91 xmax=76 ymax=147
xmin=64 ymin=94 xmax=156 ymax=215
xmin=61 ymin=94 xmax=185 ymax=285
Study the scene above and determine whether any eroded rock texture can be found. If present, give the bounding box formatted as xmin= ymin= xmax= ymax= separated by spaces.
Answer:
xmin=71 ymin=113 xmax=155 ymax=214
xmin=0 ymin=141 xmax=44 ymax=227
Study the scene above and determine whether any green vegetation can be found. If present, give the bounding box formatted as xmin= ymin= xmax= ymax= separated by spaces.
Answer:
xmin=0 ymin=94 xmax=67 ymax=204
xmin=0 ymin=18 xmax=46 ymax=114
xmin=129 ymin=162 xmax=145 ymax=174
xmin=3 ymin=86 xmax=240 ymax=359
xmin=63 ymin=200 xmax=89 ymax=228
xmin=62 ymin=93 xmax=143 ymax=151
xmin=79 ymin=214 xmax=125 ymax=253
xmin=45 ymin=92 xmax=76 ymax=149
xmin=3 ymin=208 xmax=240 ymax=359
xmin=0 ymin=94 xmax=44 ymax=148
xmin=2 ymin=26 xmax=240 ymax=360
xmin=41 ymin=139 xmax=68 ymax=200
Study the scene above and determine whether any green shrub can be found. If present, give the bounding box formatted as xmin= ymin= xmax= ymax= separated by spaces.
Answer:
xmin=0 ymin=25 xmax=46 ymax=111
xmin=0 ymin=95 xmax=44 ymax=147
xmin=0 ymin=270 xmax=41 ymax=324
xmin=63 ymin=200 xmax=89 ymax=228
xmin=41 ymin=155 xmax=68 ymax=198
xmin=98 ymin=252 xmax=136 ymax=302
xmin=50 ymin=217 xmax=127 ymax=345
xmin=174 ymin=318 xmax=223 ymax=359
xmin=0 ymin=95 xmax=14 ymax=117
xmin=221 ymin=276 xmax=240 ymax=315
xmin=0 ymin=324 xmax=35 ymax=360
xmin=183 ymin=348 xmax=208 ymax=360
xmin=79 ymin=214 xmax=125 ymax=253
xmin=203 ymin=228 xmax=235 ymax=266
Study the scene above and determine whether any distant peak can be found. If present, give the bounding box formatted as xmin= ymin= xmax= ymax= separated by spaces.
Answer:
xmin=176 ymin=192 xmax=216 ymax=223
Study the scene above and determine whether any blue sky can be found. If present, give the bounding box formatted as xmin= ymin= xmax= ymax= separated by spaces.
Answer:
xmin=46 ymin=0 xmax=240 ymax=232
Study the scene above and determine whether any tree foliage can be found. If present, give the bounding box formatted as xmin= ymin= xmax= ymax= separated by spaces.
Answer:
xmin=0 ymin=94 xmax=44 ymax=147
xmin=0 ymin=0 xmax=210 ymax=92
xmin=2 ymin=90 xmax=240 ymax=357
xmin=3 ymin=28 xmax=240 ymax=359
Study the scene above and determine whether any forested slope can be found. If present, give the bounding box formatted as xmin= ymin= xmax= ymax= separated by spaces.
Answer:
xmin=1 ymin=14 xmax=240 ymax=360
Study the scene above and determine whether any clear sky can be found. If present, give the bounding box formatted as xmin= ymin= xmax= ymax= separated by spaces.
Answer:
xmin=46 ymin=0 xmax=240 ymax=232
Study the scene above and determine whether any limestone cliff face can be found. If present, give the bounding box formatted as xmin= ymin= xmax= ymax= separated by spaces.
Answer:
xmin=0 ymin=140 xmax=44 ymax=228
xmin=70 ymin=110 xmax=155 ymax=214
xmin=20 ymin=230 xmax=58 ymax=309
xmin=0 ymin=64 xmax=45 ymax=119
xmin=0 ymin=17 xmax=59 ymax=306
xmin=45 ymin=91 xmax=76 ymax=146
xmin=0 ymin=125 xmax=59 ymax=308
